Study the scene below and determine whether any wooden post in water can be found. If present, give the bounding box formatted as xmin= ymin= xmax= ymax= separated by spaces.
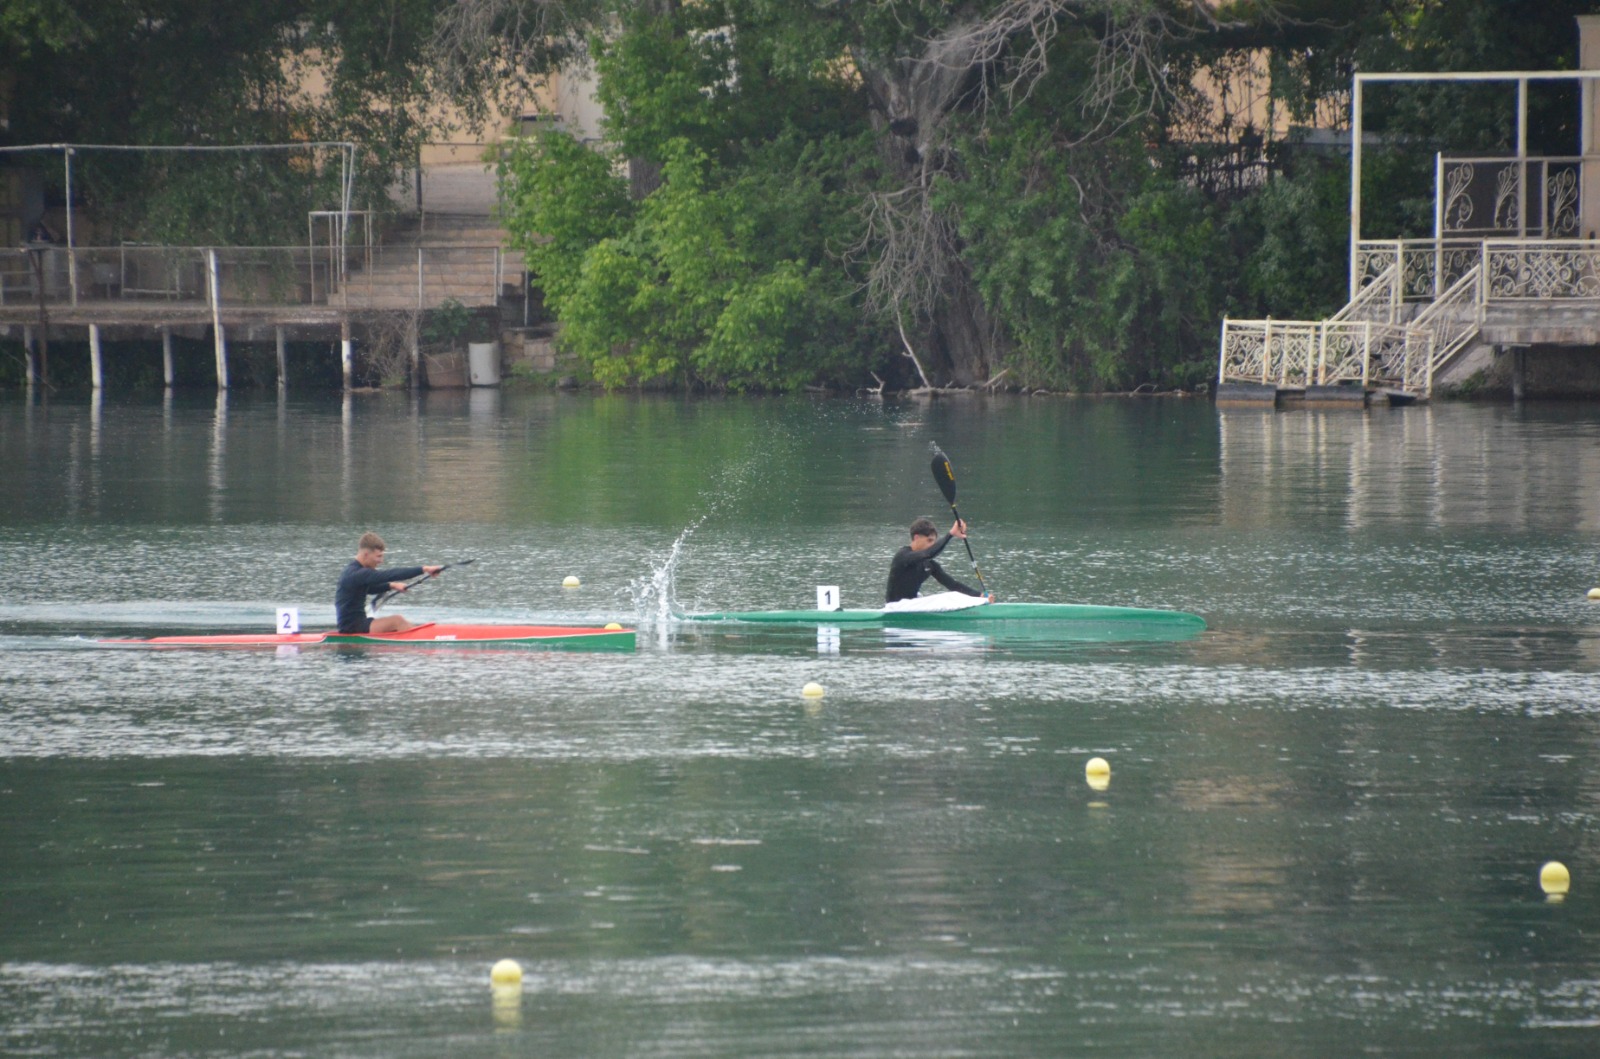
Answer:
xmin=161 ymin=327 xmax=174 ymax=388
xmin=340 ymin=318 xmax=353 ymax=390
xmin=88 ymin=323 xmax=103 ymax=389
xmin=22 ymin=325 xmax=35 ymax=388
xmin=410 ymin=314 xmax=420 ymax=390
xmin=213 ymin=324 xmax=229 ymax=389
xmin=276 ymin=327 xmax=287 ymax=390
xmin=207 ymin=249 xmax=229 ymax=389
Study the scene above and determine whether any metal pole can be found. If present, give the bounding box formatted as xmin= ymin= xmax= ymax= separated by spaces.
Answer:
xmin=1434 ymin=152 xmax=1444 ymax=299
xmin=1480 ymin=240 xmax=1491 ymax=309
xmin=161 ymin=326 xmax=174 ymax=388
xmin=64 ymin=147 xmax=77 ymax=306
xmin=1518 ymin=77 xmax=1529 ymax=238
xmin=1351 ymin=78 xmax=1364 ymax=302
xmin=308 ymin=213 xmax=316 ymax=303
xmin=1391 ymin=244 xmax=1401 ymax=318
xmin=276 ymin=326 xmax=287 ymax=390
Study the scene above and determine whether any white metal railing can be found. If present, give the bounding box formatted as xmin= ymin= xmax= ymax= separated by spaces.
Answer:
xmin=1356 ymin=237 xmax=1600 ymax=303
xmin=0 ymin=244 xmax=510 ymax=312
xmin=1482 ymin=239 xmax=1600 ymax=299
xmin=1223 ymin=235 xmax=1600 ymax=398
xmin=1220 ymin=241 xmax=1514 ymax=398
xmin=1329 ymin=262 xmax=1400 ymax=324
xmin=1218 ymin=317 xmax=1413 ymax=391
xmin=1405 ymin=267 xmax=1485 ymax=393
xmin=1355 ymin=239 xmax=1485 ymax=301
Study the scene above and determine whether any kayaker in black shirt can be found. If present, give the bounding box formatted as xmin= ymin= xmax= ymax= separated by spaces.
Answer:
xmin=336 ymin=531 xmax=443 ymax=633
xmin=885 ymin=517 xmax=993 ymax=603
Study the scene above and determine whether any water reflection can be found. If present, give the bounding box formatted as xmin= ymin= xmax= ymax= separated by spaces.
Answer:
xmin=1218 ymin=405 xmax=1600 ymax=532
xmin=209 ymin=390 xmax=226 ymax=521
xmin=4 ymin=394 xmax=1600 ymax=1058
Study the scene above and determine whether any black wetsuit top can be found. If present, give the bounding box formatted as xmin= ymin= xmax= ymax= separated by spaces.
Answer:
xmin=885 ymin=533 xmax=980 ymax=603
xmin=335 ymin=560 xmax=424 ymax=633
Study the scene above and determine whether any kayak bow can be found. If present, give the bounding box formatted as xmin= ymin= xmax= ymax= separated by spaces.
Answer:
xmin=684 ymin=601 xmax=1204 ymax=629
xmin=102 ymin=621 xmax=636 ymax=651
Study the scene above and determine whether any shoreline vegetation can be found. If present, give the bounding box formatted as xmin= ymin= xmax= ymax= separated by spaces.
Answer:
xmin=6 ymin=2 xmax=1600 ymax=396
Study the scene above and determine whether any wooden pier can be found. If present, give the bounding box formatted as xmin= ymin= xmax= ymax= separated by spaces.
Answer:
xmin=1216 ymin=382 xmax=1418 ymax=409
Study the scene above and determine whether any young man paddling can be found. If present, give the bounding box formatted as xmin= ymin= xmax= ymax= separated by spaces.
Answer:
xmin=885 ymin=517 xmax=994 ymax=604
xmin=336 ymin=532 xmax=443 ymax=633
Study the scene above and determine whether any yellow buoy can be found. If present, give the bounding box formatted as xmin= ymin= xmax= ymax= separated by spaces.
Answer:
xmin=562 ymin=575 xmax=581 ymax=588
xmin=801 ymin=681 xmax=825 ymax=699
xmin=1540 ymin=861 xmax=1571 ymax=896
xmin=490 ymin=958 xmax=523 ymax=986
xmin=1588 ymin=587 xmax=1600 ymax=601
xmin=604 ymin=622 xmax=622 ymax=631
xmin=1085 ymin=756 xmax=1111 ymax=792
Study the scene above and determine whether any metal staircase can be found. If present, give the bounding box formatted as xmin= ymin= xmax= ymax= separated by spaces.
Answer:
xmin=1218 ymin=257 xmax=1483 ymax=400
xmin=332 ymin=213 xmax=524 ymax=311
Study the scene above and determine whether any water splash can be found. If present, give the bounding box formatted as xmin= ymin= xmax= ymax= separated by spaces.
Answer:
xmin=627 ymin=517 xmax=703 ymax=633
xmin=623 ymin=435 xmax=797 ymax=639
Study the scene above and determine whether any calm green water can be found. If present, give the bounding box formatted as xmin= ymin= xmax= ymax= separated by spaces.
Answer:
xmin=3 ymin=390 xmax=1599 ymax=1057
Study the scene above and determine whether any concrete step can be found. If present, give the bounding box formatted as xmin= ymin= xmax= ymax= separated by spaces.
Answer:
xmin=341 ymin=265 xmax=513 ymax=284
xmin=335 ymin=294 xmax=500 ymax=310
xmin=340 ymin=279 xmax=509 ymax=295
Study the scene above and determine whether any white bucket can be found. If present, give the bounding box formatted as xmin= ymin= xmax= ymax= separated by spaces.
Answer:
xmin=468 ymin=341 xmax=501 ymax=386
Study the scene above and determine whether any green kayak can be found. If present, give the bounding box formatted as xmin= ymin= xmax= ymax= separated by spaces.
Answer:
xmin=684 ymin=602 xmax=1204 ymax=629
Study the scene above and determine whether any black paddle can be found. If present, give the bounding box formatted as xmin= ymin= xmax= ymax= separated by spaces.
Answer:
xmin=371 ymin=558 xmax=476 ymax=612
xmin=929 ymin=443 xmax=987 ymax=594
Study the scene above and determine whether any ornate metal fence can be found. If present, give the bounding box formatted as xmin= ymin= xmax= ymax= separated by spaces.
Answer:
xmin=1220 ymin=249 xmax=1493 ymax=398
xmin=1483 ymin=240 xmax=1600 ymax=299
xmin=1219 ymin=264 xmax=1409 ymax=389
xmin=1438 ymin=156 xmax=1582 ymax=240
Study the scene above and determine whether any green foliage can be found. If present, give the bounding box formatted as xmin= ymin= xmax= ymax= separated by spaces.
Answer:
xmin=593 ymin=1 xmax=867 ymax=169
xmin=5 ymin=0 xmax=444 ymax=244
xmin=0 ymin=0 xmax=87 ymax=56
xmin=1226 ymin=158 xmax=1352 ymax=320
xmin=593 ymin=9 xmax=732 ymax=164
xmin=498 ymin=129 xmax=635 ymax=310
xmin=504 ymin=135 xmax=872 ymax=391
xmin=498 ymin=1 xmax=883 ymax=393
xmin=942 ymin=114 xmax=1232 ymax=391
xmin=423 ymin=299 xmax=472 ymax=347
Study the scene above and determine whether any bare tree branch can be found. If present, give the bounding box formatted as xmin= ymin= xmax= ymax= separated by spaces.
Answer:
xmin=428 ymin=0 xmax=599 ymax=122
xmin=852 ymin=0 xmax=1228 ymax=378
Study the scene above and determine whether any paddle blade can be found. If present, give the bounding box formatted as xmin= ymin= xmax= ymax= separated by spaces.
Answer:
xmin=930 ymin=444 xmax=958 ymax=506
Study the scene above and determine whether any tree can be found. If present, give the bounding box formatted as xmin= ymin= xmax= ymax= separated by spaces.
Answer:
xmin=439 ymin=0 xmax=1256 ymax=388
xmin=498 ymin=124 xmax=876 ymax=389
xmin=449 ymin=0 xmax=1600 ymax=391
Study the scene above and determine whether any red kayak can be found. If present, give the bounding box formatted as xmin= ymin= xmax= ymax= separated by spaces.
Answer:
xmin=101 ymin=621 xmax=635 ymax=651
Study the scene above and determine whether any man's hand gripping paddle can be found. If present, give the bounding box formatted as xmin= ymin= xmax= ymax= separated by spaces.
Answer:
xmin=371 ymin=558 xmax=476 ymax=612
xmin=929 ymin=443 xmax=987 ymax=595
